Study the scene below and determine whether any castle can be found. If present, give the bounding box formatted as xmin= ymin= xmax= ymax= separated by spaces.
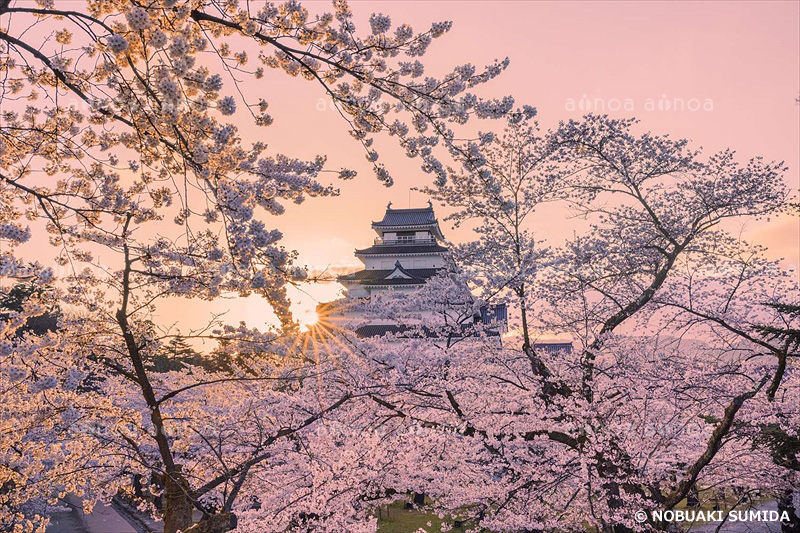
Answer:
xmin=337 ymin=201 xmax=450 ymax=298
xmin=320 ymin=202 xmax=507 ymax=340
xmin=315 ymin=202 xmax=573 ymax=356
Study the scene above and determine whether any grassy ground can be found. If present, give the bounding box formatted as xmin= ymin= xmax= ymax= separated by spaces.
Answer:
xmin=674 ymin=490 xmax=772 ymax=526
xmin=377 ymin=501 xmax=467 ymax=533
xmin=376 ymin=490 xmax=776 ymax=531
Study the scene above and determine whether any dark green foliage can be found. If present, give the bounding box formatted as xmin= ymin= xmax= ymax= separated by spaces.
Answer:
xmin=147 ymin=337 xmax=228 ymax=373
xmin=755 ymin=423 xmax=800 ymax=472
xmin=0 ymin=283 xmax=61 ymax=336
xmin=753 ymin=302 xmax=800 ymax=352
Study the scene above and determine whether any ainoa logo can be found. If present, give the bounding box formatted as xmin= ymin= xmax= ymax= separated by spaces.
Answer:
xmin=565 ymin=94 xmax=714 ymax=113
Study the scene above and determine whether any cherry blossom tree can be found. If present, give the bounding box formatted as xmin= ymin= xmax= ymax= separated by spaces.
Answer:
xmin=0 ymin=0 xmax=796 ymax=529
xmin=0 ymin=1 xmax=519 ymax=531
xmin=419 ymin=113 xmax=569 ymax=375
xmin=329 ymin=114 xmax=798 ymax=532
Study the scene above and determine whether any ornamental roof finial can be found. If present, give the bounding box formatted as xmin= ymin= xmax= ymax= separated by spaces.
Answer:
xmin=387 ymin=201 xmax=392 ymax=210
xmin=427 ymin=199 xmax=433 ymax=208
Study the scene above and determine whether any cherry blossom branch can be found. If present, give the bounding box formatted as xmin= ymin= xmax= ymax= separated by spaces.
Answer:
xmin=662 ymin=374 xmax=770 ymax=509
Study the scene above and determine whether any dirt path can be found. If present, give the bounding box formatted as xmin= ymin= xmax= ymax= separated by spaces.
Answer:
xmin=46 ymin=496 xmax=154 ymax=533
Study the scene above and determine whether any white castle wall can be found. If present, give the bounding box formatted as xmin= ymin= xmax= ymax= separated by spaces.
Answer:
xmin=362 ymin=254 xmax=445 ymax=270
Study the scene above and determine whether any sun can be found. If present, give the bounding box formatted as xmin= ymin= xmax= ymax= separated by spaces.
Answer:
xmin=297 ymin=308 xmax=319 ymax=332
xmin=287 ymin=282 xmax=347 ymax=333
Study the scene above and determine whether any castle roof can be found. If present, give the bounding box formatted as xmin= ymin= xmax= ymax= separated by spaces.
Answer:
xmin=371 ymin=202 xmax=445 ymax=240
xmin=354 ymin=243 xmax=449 ymax=256
xmin=354 ymin=323 xmax=502 ymax=339
xmin=338 ymin=263 xmax=442 ymax=286
xmin=373 ymin=206 xmax=437 ymax=227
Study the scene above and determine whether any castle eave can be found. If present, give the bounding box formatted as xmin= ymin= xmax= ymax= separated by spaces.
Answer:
xmin=354 ymin=244 xmax=449 ymax=256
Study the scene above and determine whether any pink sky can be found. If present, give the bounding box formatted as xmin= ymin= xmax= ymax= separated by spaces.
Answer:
xmin=160 ymin=0 xmax=800 ymax=332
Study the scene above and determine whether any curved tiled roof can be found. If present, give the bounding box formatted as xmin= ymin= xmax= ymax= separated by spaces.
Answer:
xmin=372 ymin=206 xmax=437 ymax=227
xmin=338 ymin=267 xmax=442 ymax=284
xmin=532 ymin=342 xmax=574 ymax=354
xmin=355 ymin=323 xmax=501 ymax=338
xmin=355 ymin=244 xmax=448 ymax=255
xmin=361 ymin=278 xmax=426 ymax=286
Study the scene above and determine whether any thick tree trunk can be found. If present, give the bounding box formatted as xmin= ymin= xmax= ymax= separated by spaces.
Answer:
xmin=686 ymin=484 xmax=700 ymax=508
xmin=183 ymin=512 xmax=236 ymax=533
xmin=779 ymin=489 xmax=800 ymax=533
xmin=163 ymin=468 xmax=194 ymax=533
xmin=518 ymin=289 xmax=531 ymax=352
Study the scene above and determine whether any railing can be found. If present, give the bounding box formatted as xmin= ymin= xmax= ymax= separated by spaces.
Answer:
xmin=374 ymin=237 xmax=437 ymax=245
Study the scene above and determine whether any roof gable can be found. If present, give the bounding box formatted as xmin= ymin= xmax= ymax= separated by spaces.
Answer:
xmin=384 ymin=261 xmax=414 ymax=279
xmin=338 ymin=267 xmax=442 ymax=282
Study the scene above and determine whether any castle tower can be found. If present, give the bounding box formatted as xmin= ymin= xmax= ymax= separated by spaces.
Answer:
xmin=337 ymin=202 xmax=451 ymax=299
xmin=317 ymin=202 xmax=505 ymax=341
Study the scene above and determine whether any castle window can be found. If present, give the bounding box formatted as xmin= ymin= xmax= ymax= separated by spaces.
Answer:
xmin=396 ymin=231 xmax=415 ymax=243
